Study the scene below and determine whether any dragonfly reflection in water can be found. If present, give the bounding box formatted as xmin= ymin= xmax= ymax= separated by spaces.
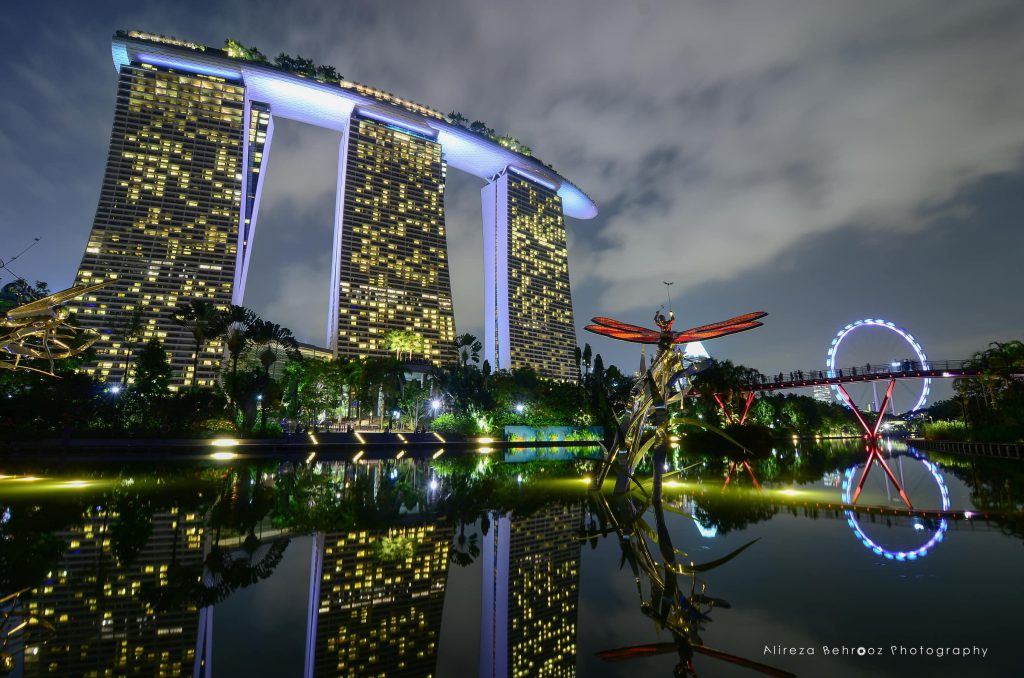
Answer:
xmin=584 ymin=479 xmax=793 ymax=678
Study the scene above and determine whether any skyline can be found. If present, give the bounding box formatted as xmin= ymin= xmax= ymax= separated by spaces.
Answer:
xmin=1 ymin=1 xmax=1022 ymax=398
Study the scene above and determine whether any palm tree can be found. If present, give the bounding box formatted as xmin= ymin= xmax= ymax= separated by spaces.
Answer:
xmin=212 ymin=306 xmax=257 ymax=379
xmin=454 ymin=333 xmax=482 ymax=370
xmin=113 ymin=307 xmax=145 ymax=384
xmin=246 ymin=319 xmax=299 ymax=432
xmin=168 ymin=299 xmax=221 ymax=387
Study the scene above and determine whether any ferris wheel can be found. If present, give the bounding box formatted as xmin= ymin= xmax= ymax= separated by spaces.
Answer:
xmin=826 ymin=319 xmax=931 ymax=414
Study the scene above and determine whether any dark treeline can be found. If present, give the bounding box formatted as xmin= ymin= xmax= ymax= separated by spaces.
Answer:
xmin=1 ymin=280 xmax=632 ymax=439
xmin=925 ymin=340 xmax=1023 ymax=442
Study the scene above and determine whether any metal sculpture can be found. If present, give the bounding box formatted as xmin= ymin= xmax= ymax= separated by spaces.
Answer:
xmin=1 ymin=588 xmax=56 ymax=675
xmin=585 ymin=492 xmax=792 ymax=677
xmin=0 ymin=281 xmax=109 ymax=375
xmin=586 ymin=308 xmax=767 ymax=492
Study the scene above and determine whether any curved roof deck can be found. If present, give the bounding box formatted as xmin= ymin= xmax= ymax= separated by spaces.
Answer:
xmin=111 ymin=34 xmax=598 ymax=219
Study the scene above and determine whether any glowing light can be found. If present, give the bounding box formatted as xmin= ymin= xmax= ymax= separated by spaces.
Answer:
xmin=517 ymin=474 xmax=523 ymax=483
xmin=478 ymin=447 xmax=494 ymax=454
xmin=478 ymin=437 xmax=494 ymax=444
xmin=305 ymin=451 xmax=316 ymax=464
xmin=432 ymin=432 xmax=445 ymax=443
xmin=842 ymin=452 xmax=949 ymax=560
xmin=780 ymin=489 xmax=800 ymax=496
xmin=826 ymin=318 xmax=930 ymax=412
xmin=210 ymin=451 xmax=237 ymax=461
xmin=60 ymin=480 xmax=91 ymax=489
xmin=352 ymin=451 xmax=364 ymax=462
xmin=354 ymin=432 xmax=366 ymax=444
xmin=514 ymin=403 xmax=525 ymax=414
xmin=429 ymin=478 xmax=439 ymax=491
xmin=430 ymin=399 xmax=442 ymax=411
xmin=109 ymin=385 xmax=121 ymax=394
xmin=308 ymin=433 xmax=319 ymax=445
xmin=396 ymin=450 xmax=406 ymax=460
xmin=580 ymin=476 xmax=591 ymax=484
xmin=432 ymin=449 xmax=444 ymax=459
xmin=211 ymin=438 xmax=239 ymax=447
xmin=137 ymin=54 xmax=241 ymax=80
xmin=397 ymin=433 xmax=407 ymax=442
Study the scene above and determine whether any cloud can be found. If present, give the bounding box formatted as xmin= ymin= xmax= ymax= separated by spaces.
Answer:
xmin=2 ymin=0 xmax=1022 ymax=369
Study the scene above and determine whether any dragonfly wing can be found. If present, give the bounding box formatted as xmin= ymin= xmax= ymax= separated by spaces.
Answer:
xmin=586 ymin=325 xmax=661 ymax=344
xmin=4 ymin=281 xmax=111 ymax=320
xmin=590 ymin=316 xmax=654 ymax=334
xmin=673 ymin=321 xmax=763 ymax=343
xmin=684 ymin=311 xmax=768 ymax=335
xmin=596 ymin=643 xmax=679 ymax=662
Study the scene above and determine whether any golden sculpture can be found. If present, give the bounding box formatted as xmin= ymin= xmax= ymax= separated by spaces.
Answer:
xmin=0 ymin=281 xmax=109 ymax=375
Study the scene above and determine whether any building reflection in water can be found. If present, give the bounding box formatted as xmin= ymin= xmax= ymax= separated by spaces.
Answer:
xmin=480 ymin=503 xmax=582 ymax=678
xmin=305 ymin=523 xmax=453 ymax=677
xmin=20 ymin=509 xmax=205 ymax=677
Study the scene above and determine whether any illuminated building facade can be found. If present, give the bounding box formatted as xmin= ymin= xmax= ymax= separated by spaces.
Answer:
xmin=480 ymin=504 xmax=582 ymax=678
xmin=70 ymin=61 xmax=271 ymax=387
xmin=328 ymin=113 xmax=456 ymax=363
xmin=72 ymin=31 xmax=597 ymax=385
xmin=305 ymin=523 xmax=453 ymax=677
xmin=483 ymin=169 xmax=579 ymax=380
xmin=21 ymin=509 xmax=205 ymax=677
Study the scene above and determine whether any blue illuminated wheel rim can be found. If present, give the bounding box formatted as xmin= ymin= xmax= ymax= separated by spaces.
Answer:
xmin=841 ymin=452 xmax=949 ymax=560
xmin=826 ymin=318 xmax=931 ymax=413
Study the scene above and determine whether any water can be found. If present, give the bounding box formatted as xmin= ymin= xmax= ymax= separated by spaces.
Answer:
xmin=1 ymin=440 xmax=1021 ymax=677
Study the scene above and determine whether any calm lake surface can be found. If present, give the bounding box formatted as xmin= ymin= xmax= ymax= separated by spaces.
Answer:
xmin=1 ymin=439 xmax=1021 ymax=677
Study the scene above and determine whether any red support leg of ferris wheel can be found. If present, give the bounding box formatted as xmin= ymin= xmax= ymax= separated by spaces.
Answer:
xmin=835 ymin=380 xmax=911 ymax=508
xmin=722 ymin=461 xmax=736 ymax=492
xmin=739 ymin=392 xmax=756 ymax=425
xmin=713 ymin=394 xmax=734 ymax=425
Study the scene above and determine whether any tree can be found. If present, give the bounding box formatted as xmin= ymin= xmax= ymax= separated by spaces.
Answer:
xmin=246 ymin=319 xmax=299 ymax=433
xmin=113 ymin=308 xmax=146 ymax=384
xmin=383 ymin=329 xmax=424 ymax=361
xmin=133 ymin=338 xmax=171 ymax=401
xmin=168 ymin=299 xmax=220 ymax=387
xmin=469 ymin=121 xmax=494 ymax=136
xmin=582 ymin=343 xmax=593 ymax=381
xmin=447 ymin=111 xmax=468 ymax=127
xmin=454 ymin=333 xmax=482 ymax=370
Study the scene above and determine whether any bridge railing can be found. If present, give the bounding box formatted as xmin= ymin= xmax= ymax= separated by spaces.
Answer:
xmin=753 ymin=359 xmax=981 ymax=386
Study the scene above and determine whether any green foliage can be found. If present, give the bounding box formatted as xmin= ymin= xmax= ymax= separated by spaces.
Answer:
xmin=923 ymin=420 xmax=970 ymax=441
xmin=133 ymin=339 xmax=172 ymax=400
xmin=374 ymin=535 xmax=419 ymax=563
xmin=223 ymin=38 xmax=268 ymax=62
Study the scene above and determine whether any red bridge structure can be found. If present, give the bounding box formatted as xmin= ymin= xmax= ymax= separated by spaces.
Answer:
xmin=704 ymin=359 xmax=1024 ymax=508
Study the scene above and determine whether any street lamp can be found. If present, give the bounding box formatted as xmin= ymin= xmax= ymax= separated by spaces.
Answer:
xmin=256 ymin=394 xmax=263 ymax=402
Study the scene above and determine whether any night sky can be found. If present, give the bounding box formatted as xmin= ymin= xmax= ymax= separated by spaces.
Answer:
xmin=2 ymin=1 xmax=1022 ymax=401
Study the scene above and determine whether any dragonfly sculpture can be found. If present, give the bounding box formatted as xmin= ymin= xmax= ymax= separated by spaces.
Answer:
xmin=0 ymin=280 xmax=109 ymax=375
xmin=586 ymin=309 xmax=767 ymax=348
xmin=586 ymin=307 xmax=767 ymax=492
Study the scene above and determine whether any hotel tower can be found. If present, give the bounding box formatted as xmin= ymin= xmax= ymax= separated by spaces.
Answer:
xmin=71 ymin=32 xmax=597 ymax=386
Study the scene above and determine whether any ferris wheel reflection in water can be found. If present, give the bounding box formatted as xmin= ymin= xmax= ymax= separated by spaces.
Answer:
xmin=841 ymin=446 xmax=950 ymax=561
